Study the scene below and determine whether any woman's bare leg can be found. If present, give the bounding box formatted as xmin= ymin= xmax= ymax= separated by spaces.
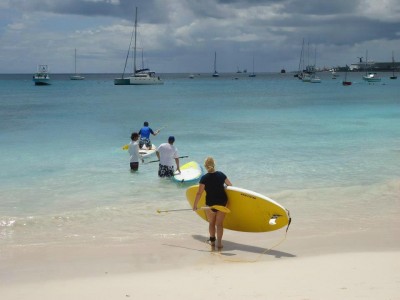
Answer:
xmin=205 ymin=210 xmax=216 ymax=245
xmin=215 ymin=211 xmax=226 ymax=248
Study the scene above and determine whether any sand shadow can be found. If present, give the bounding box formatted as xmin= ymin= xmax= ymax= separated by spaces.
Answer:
xmin=161 ymin=242 xmax=213 ymax=253
xmin=192 ymin=235 xmax=296 ymax=258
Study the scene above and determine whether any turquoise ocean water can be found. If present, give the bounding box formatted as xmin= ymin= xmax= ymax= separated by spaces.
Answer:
xmin=0 ymin=72 xmax=399 ymax=247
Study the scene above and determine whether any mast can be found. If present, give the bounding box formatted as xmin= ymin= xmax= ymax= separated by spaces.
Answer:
xmin=314 ymin=46 xmax=317 ymax=71
xmin=141 ymin=48 xmax=144 ymax=69
xmin=121 ymin=7 xmax=136 ymax=78
xmin=214 ymin=51 xmax=217 ymax=73
xmin=74 ymin=48 xmax=77 ymax=74
xmin=392 ymin=51 xmax=395 ymax=77
xmin=297 ymin=38 xmax=304 ymax=76
xmin=133 ymin=7 xmax=138 ymax=74
xmin=390 ymin=51 xmax=397 ymax=79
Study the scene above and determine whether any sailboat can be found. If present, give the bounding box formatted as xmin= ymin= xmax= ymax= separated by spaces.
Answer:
xmin=249 ymin=55 xmax=256 ymax=77
xmin=212 ymin=51 xmax=219 ymax=77
xmin=114 ymin=8 xmax=136 ymax=85
xmin=295 ymin=39 xmax=305 ymax=79
xmin=362 ymin=50 xmax=381 ymax=82
xmin=296 ymin=38 xmax=313 ymax=80
xmin=70 ymin=49 xmax=84 ymax=80
xmin=390 ymin=51 xmax=397 ymax=80
xmin=342 ymin=65 xmax=352 ymax=86
xmin=114 ymin=7 xmax=163 ymax=85
xmin=308 ymin=46 xmax=321 ymax=83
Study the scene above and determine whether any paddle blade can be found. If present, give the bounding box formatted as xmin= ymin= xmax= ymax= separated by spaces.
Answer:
xmin=122 ymin=144 xmax=129 ymax=150
xmin=156 ymin=208 xmax=192 ymax=213
xmin=210 ymin=205 xmax=231 ymax=213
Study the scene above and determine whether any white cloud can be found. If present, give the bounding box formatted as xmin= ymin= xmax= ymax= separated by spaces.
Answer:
xmin=7 ymin=22 xmax=26 ymax=30
xmin=362 ymin=0 xmax=400 ymax=21
xmin=0 ymin=0 xmax=400 ymax=73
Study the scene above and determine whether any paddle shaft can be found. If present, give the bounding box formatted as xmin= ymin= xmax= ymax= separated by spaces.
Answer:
xmin=157 ymin=205 xmax=230 ymax=214
xmin=147 ymin=155 xmax=188 ymax=164
xmin=157 ymin=208 xmax=193 ymax=213
xmin=156 ymin=125 xmax=167 ymax=133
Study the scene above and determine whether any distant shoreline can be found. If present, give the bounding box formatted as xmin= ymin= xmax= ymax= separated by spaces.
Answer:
xmin=0 ymin=70 xmax=397 ymax=80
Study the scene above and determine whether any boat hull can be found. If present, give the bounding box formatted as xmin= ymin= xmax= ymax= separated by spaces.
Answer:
xmin=129 ymin=76 xmax=164 ymax=85
xmin=114 ymin=78 xmax=131 ymax=85
xmin=33 ymin=77 xmax=51 ymax=85
xmin=70 ymin=75 xmax=85 ymax=80
xmin=363 ymin=77 xmax=381 ymax=82
xmin=363 ymin=73 xmax=381 ymax=82
xmin=310 ymin=76 xmax=321 ymax=83
xmin=33 ymin=80 xmax=51 ymax=86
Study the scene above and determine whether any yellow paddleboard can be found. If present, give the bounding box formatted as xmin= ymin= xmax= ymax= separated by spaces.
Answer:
xmin=186 ymin=185 xmax=290 ymax=232
xmin=173 ymin=161 xmax=203 ymax=183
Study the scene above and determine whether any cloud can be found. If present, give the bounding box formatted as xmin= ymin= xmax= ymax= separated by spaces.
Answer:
xmin=0 ymin=0 xmax=400 ymax=73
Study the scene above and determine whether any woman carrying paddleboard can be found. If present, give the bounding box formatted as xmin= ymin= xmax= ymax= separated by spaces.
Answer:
xmin=193 ymin=157 xmax=232 ymax=249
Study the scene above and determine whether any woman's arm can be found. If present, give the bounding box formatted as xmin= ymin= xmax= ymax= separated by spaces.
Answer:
xmin=193 ymin=184 xmax=205 ymax=210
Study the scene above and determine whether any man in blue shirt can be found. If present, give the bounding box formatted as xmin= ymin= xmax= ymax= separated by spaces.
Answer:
xmin=138 ymin=121 xmax=159 ymax=149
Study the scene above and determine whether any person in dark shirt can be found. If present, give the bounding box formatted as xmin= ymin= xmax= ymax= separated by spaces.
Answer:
xmin=193 ymin=157 xmax=232 ymax=249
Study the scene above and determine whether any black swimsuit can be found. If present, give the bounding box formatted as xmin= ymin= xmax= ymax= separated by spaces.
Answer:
xmin=200 ymin=171 xmax=228 ymax=207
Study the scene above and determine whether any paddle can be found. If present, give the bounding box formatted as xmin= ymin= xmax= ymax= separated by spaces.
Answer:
xmin=157 ymin=205 xmax=231 ymax=214
xmin=146 ymin=155 xmax=188 ymax=164
xmin=122 ymin=125 xmax=166 ymax=150
xmin=154 ymin=125 xmax=167 ymax=134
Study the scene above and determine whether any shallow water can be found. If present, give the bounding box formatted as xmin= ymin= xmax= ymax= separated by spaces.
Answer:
xmin=1 ymin=72 xmax=399 ymax=246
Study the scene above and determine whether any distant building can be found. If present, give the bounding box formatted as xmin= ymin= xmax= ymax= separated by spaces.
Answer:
xmin=350 ymin=60 xmax=400 ymax=71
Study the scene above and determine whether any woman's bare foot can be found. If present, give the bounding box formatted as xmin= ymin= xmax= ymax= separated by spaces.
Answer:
xmin=207 ymin=237 xmax=216 ymax=246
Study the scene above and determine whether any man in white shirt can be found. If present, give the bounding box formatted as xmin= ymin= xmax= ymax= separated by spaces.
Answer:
xmin=156 ymin=136 xmax=180 ymax=177
xmin=128 ymin=132 xmax=143 ymax=171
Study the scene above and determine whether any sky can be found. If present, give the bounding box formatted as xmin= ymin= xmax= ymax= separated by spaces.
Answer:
xmin=1 ymin=0 xmax=400 ymax=74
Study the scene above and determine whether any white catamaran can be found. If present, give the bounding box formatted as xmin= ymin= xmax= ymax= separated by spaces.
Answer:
xmin=114 ymin=7 xmax=163 ymax=85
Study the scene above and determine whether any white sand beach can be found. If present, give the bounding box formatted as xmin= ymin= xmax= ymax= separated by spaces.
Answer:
xmin=2 ymin=69 xmax=400 ymax=299
xmin=1 ymin=224 xmax=399 ymax=300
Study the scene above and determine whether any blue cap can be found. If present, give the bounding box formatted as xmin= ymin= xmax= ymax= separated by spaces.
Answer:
xmin=168 ymin=136 xmax=175 ymax=142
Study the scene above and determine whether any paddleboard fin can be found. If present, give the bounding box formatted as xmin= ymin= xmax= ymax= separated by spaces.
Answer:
xmin=285 ymin=210 xmax=292 ymax=233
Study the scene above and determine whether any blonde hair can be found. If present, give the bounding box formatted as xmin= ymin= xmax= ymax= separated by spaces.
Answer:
xmin=204 ymin=157 xmax=216 ymax=173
